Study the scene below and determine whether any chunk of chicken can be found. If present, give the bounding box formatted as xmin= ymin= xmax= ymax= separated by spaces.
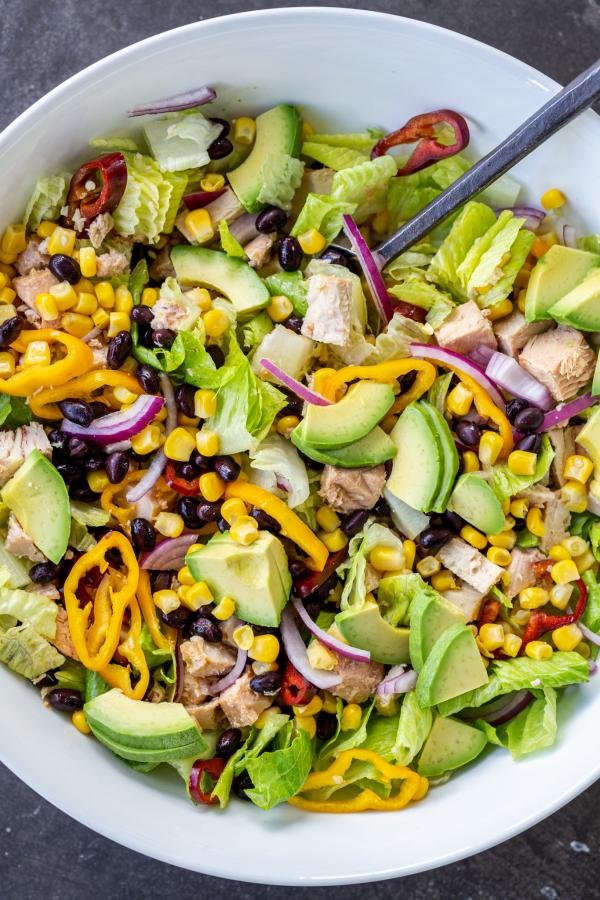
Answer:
xmin=50 ymin=607 xmax=78 ymax=659
xmin=330 ymin=654 xmax=384 ymax=703
xmin=319 ymin=464 xmax=386 ymax=514
xmin=12 ymin=268 xmax=58 ymax=309
xmin=185 ymin=698 xmax=227 ymax=731
xmin=433 ymin=300 xmax=496 ymax=356
xmin=437 ymin=537 xmax=503 ymax=595
xmin=87 ymin=213 xmax=114 ymax=249
xmin=244 ymin=232 xmax=276 ymax=269
xmin=218 ymin=669 xmax=272 ymax=727
xmin=547 ymin=426 xmax=578 ymax=488
xmin=16 ymin=237 xmax=50 ymax=276
xmin=518 ymin=326 xmax=595 ymax=401
xmin=301 ymin=273 xmax=353 ymax=346
xmin=4 ymin=514 xmax=45 ymax=562
xmin=505 ymin=548 xmax=546 ymax=599
xmin=180 ymin=636 xmax=237 ymax=679
xmin=493 ymin=310 xmax=550 ymax=357
xmin=0 ymin=423 xmax=51 ymax=486
xmin=441 ymin=582 xmax=482 ymax=622
xmin=95 ymin=249 xmax=129 ymax=277
xmin=517 ymin=486 xmax=571 ymax=553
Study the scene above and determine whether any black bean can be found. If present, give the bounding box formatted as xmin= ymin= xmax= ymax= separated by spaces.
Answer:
xmin=152 ymin=571 xmax=171 ymax=592
xmin=320 ymin=247 xmax=351 ymax=267
xmin=177 ymin=497 xmax=201 ymax=529
xmin=316 ymin=712 xmax=337 ymax=741
xmin=278 ymin=235 xmax=302 ymax=271
xmin=70 ymin=482 xmax=97 ymax=502
xmin=207 ymin=136 xmax=233 ymax=160
xmin=48 ymin=254 xmax=81 ymax=284
xmin=209 ymin=117 xmax=230 ymax=138
xmin=159 ymin=606 xmax=192 ymax=629
xmin=84 ymin=453 xmax=105 ymax=472
xmin=55 ymin=461 xmax=83 ymax=483
xmin=48 ymin=429 xmax=69 ymax=452
xmin=250 ymin=507 xmax=281 ymax=534
xmin=418 ymin=527 xmax=452 ymax=551
xmin=207 ymin=345 xmax=225 ymax=368
xmin=255 ymin=205 xmax=288 ymax=234
xmin=137 ymin=323 xmax=154 ymax=348
xmin=47 ymin=688 xmax=83 ymax=711
xmin=197 ymin=500 xmax=223 ymax=523
xmin=289 ymin=560 xmax=306 ymax=579
xmin=175 ymin=461 xmax=198 ymax=480
xmin=107 ymin=331 xmax=133 ymax=369
xmin=506 ymin=397 xmax=529 ymax=424
xmin=232 ymin=772 xmax=253 ymax=801
xmin=455 ymin=421 xmax=481 ymax=446
xmin=372 ymin=496 xmax=390 ymax=517
xmin=440 ymin=511 xmax=464 ymax=533
xmin=131 ymin=304 xmax=154 ymax=325
xmin=105 ymin=547 xmax=123 ymax=568
xmin=105 ymin=450 xmax=129 ymax=484
xmin=213 ymin=455 xmax=240 ymax=483
xmin=136 ymin=363 xmax=160 ymax=394
xmin=175 ymin=384 xmax=196 ymax=417
xmin=29 ymin=561 xmax=59 ymax=584
xmin=217 ymin=517 xmax=229 ymax=533
xmin=89 ymin=401 xmax=110 ymax=419
xmin=58 ymin=399 xmax=93 ymax=427
xmin=303 ymin=598 xmax=323 ymax=621
xmin=191 ymin=454 xmax=212 ymax=476
xmin=152 ymin=328 xmax=176 ymax=349
xmin=516 ymin=433 xmax=542 ymax=453
xmin=249 ymin=671 xmax=281 ymax=695
xmin=513 ymin=406 xmax=544 ymax=433
xmin=131 ymin=517 xmax=156 ymax=551
xmin=342 ymin=509 xmax=370 ymax=537
xmin=281 ymin=395 xmax=303 ymax=417
xmin=399 ymin=371 xmax=417 ymax=392
xmin=189 ymin=616 xmax=222 ymax=643
xmin=284 ymin=314 xmax=303 ymax=335
xmin=67 ymin=437 xmax=88 ymax=458
xmin=34 ymin=671 xmax=58 ymax=689
xmin=216 ymin=728 xmax=243 ymax=759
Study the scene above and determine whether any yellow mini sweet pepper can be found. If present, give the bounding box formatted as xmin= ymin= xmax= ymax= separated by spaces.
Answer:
xmin=29 ymin=369 xmax=143 ymax=419
xmin=100 ymin=470 xmax=150 ymax=524
xmin=317 ymin=359 xmax=437 ymax=412
xmin=136 ymin=570 xmax=172 ymax=652
xmin=0 ymin=329 xmax=94 ymax=397
xmin=98 ymin=594 xmax=150 ymax=700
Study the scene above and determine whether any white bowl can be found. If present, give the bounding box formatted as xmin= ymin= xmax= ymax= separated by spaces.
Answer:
xmin=1 ymin=7 xmax=599 ymax=886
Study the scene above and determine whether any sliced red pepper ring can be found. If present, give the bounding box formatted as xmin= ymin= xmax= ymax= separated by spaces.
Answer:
xmin=279 ymin=660 xmax=316 ymax=708
xmin=67 ymin=152 xmax=128 ymax=224
xmin=164 ymin=462 xmax=200 ymax=497
xmin=520 ymin=579 xmax=588 ymax=649
xmin=293 ymin=548 xmax=348 ymax=599
xmin=189 ymin=757 xmax=226 ymax=805
xmin=371 ymin=109 xmax=470 ymax=175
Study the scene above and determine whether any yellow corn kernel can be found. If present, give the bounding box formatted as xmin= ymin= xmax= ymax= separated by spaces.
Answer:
xmin=35 ymin=292 xmax=59 ymax=321
xmin=23 ymin=340 xmax=50 ymax=366
xmin=507 ymin=450 xmax=537 ymax=477
xmin=154 ymin=589 xmax=181 ymax=615
xmin=573 ymin=549 xmax=595 ymax=574
xmin=446 ymin=383 xmax=473 ymax=417
xmin=519 ymin=586 xmax=549 ymax=609
xmin=194 ymin=389 xmax=217 ymax=419
xmin=254 ymin=706 xmax=281 ymax=729
xmin=138 ymin=288 xmax=158 ymax=309
xmin=0 ymin=271 xmax=7 ymax=290
xmin=548 ymin=544 xmax=571 ymax=563
xmin=184 ymin=286 xmax=212 ymax=313
xmin=230 ymin=515 xmax=259 ymax=546
xmin=202 ymin=307 xmax=229 ymax=338
xmin=107 ymin=311 xmax=130 ymax=336
xmin=185 ymin=208 xmax=214 ymax=244
xmin=233 ymin=625 xmax=254 ymax=651
xmin=71 ymin=710 xmax=91 ymax=735
xmin=249 ymin=634 xmax=280 ymax=664
xmin=295 ymin=715 xmax=317 ymax=738
xmin=561 ymin=480 xmax=588 ymax=514
xmin=517 ymin=289 xmax=527 ymax=313
xmin=510 ymin=498 xmax=528 ymax=519
xmin=503 ymin=633 xmax=522 ymax=657
xmin=177 ymin=566 xmax=195 ymax=587
xmin=511 ymin=609 xmax=531 ymax=628
xmin=321 ymin=692 xmax=338 ymax=714
xmin=298 ymin=228 xmax=327 ymax=256
xmin=200 ymin=173 xmax=226 ymax=192
xmin=78 ymin=246 xmax=97 ymax=278
xmin=233 ymin=116 xmax=256 ymax=144
xmin=199 ymin=472 xmax=226 ymax=503
xmin=155 ymin=512 xmax=184 ymax=539
xmin=487 ymin=298 xmax=513 ymax=321
xmin=163 ymin=426 xmax=196 ymax=462
xmin=302 ymin=120 xmax=315 ymax=139
xmin=460 ymin=525 xmax=487 ymax=550
xmin=462 ymin=450 xmax=480 ymax=473
xmin=369 ymin=545 xmax=404 ymax=573
xmin=47 ymin=225 xmax=76 ymax=256
xmin=130 ymin=423 xmax=164 ymax=455
xmin=95 ymin=281 xmax=115 ymax=308
xmin=403 ymin=539 xmax=416 ymax=570
xmin=293 ymin=695 xmax=323 ymax=717
xmin=0 ymin=352 xmax=15 ymax=377
xmin=430 ymin=571 xmax=457 ymax=592
xmin=178 ymin=414 xmax=200 ymax=429
xmin=526 ymin=507 xmax=545 ymax=537
xmin=0 ymin=285 xmax=16 ymax=304
xmin=221 ymin=497 xmax=248 ymax=525
xmin=212 ymin=596 xmax=236 ymax=621
xmin=37 ymin=220 xmax=57 ymax=239
xmin=525 ymin=640 xmax=553 ymax=661
xmin=114 ymin=286 xmax=134 ymax=313
xmin=549 ymin=583 xmax=573 ymax=610
xmin=341 ymin=703 xmax=362 ymax=732
xmin=72 ymin=291 xmax=98 ymax=316
xmin=486 ymin=546 xmax=512 ymax=567
xmin=576 ymin=641 xmax=591 ymax=659
xmin=561 ymin=536 xmax=586 ymax=558
xmin=540 ymin=188 xmax=566 ymax=210
xmin=195 ymin=428 xmax=220 ymax=457
xmin=0 ymin=259 xmax=16 ymax=275
xmin=276 ymin=415 xmax=300 ymax=439
xmin=267 ymin=294 xmax=294 ymax=323
xmin=183 ymin=581 xmax=213 ymax=608
xmin=92 ymin=307 xmax=110 ymax=329
xmin=416 ymin=555 xmax=441 ymax=577
xmin=552 ymin=623 xmax=582 ymax=652
xmin=307 ymin=639 xmax=337 ymax=670
xmin=113 ymin=386 xmax=138 ymax=405
xmin=562 ymin=454 xmax=593 ymax=485
xmin=1 ymin=224 xmax=26 ymax=256
xmin=531 ymin=232 xmax=558 ymax=259
xmin=87 ymin=470 xmax=110 ymax=493
xmin=320 ymin=528 xmax=348 ymax=553
xmin=479 ymin=431 xmax=504 ymax=466
xmin=478 ymin=622 xmax=505 ymax=652
xmin=316 ymin=505 xmax=341 ymax=533
xmin=49 ymin=281 xmax=78 ymax=311
xmin=488 ymin=530 xmax=517 ymax=550
xmin=551 ymin=559 xmax=579 ymax=585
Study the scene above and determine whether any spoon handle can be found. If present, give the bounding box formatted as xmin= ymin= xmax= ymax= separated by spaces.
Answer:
xmin=375 ymin=58 xmax=600 ymax=263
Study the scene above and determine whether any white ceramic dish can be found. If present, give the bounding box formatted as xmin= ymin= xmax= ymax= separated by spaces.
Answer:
xmin=1 ymin=7 xmax=599 ymax=886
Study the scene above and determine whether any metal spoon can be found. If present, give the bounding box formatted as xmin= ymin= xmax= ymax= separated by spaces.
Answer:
xmin=369 ymin=58 xmax=600 ymax=264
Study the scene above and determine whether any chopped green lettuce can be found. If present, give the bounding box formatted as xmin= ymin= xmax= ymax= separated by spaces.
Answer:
xmin=339 ymin=523 xmax=405 ymax=609
xmin=55 ymin=659 xmax=86 ymax=693
xmin=426 ymin=296 xmax=455 ymax=329
xmin=23 ymin=174 xmax=68 ymax=230
xmin=571 ymin=513 xmax=600 ymax=563
xmin=212 ymin=713 xmax=290 ymax=807
xmin=68 ymin=519 xmax=96 ymax=552
xmin=139 ymin=623 xmax=173 ymax=670
xmin=0 ymin=585 xmax=58 ymax=640
xmin=90 ymin=135 xmax=140 ymax=152
xmin=428 ymin=372 xmax=454 ymax=415
xmin=245 ymin=725 xmax=313 ymax=809
xmin=360 ymin=711 xmax=401 ymax=759
xmin=0 ymin=621 xmax=64 ymax=680
xmin=383 ymin=243 xmax=437 ymax=281
xmin=144 ymin=112 xmax=221 ymax=171
xmin=0 ymin=395 xmax=33 ymax=430
xmin=331 ymin=155 xmax=397 ymax=222
xmin=388 ymin=274 xmax=453 ymax=311
xmin=318 ymin=700 xmax=375 ymax=766
xmin=393 ymin=691 xmax=433 ymax=765
xmin=249 ymin=434 xmax=310 ymax=509
xmin=133 ymin=325 xmax=218 ymax=387
xmin=264 ymin=270 xmax=309 ymax=316
xmin=577 ymin=234 xmax=600 ymax=254
xmin=582 ymin=570 xmax=600 ymax=633
xmin=491 ymin=436 xmax=554 ymax=503
xmin=307 ymin=131 xmax=384 ymax=151
xmin=333 ymin=312 xmax=432 ymax=367
xmin=218 ymin=220 xmax=245 ymax=258
xmin=0 ymin=546 xmax=29 ymax=589
xmin=387 ymin=155 xmax=470 ymax=230
xmin=291 ymin=193 xmax=356 ymax=244
xmin=302 ymin=142 xmax=368 ymax=170
xmin=129 ymin=259 xmax=149 ymax=305
xmin=70 ymin=501 xmax=110 ymax=528
xmin=113 ymin=153 xmax=187 ymax=241
xmin=241 ymin=311 xmax=274 ymax=355
xmin=477 ymin=687 xmax=557 ymax=759
xmin=294 ymin=468 xmax=321 ymax=532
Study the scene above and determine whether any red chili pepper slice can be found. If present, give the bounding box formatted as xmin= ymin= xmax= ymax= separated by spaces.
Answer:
xmin=371 ymin=109 xmax=470 ymax=176
xmin=188 ymin=756 xmax=226 ymax=805
xmin=293 ymin=548 xmax=348 ymax=599
xmin=520 ymin=579 xmax=587 ymax=649
xmin=279 ymin=660 xmax=316 ymax=708
xmin=67 ymin=152 xmax=128 ymax=224
xmin=391 ymin=299 xmax=427 ymax=323
xmin=478 ymin=598 xmax=501 ymax=626
xmin=164 ymin=462 xmax=200 ymax=496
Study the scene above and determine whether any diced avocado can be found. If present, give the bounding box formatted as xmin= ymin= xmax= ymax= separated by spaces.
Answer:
xmin=227 ymin=105 xmax=302 ymax=212
xmin=577 ymin=406 xmax=600 ymax=477
xmin=1 ymin=450 xmax=70 ymax=564
xmin=548 ymin=267 xmax=600 ymax=331
xmin=419 ymin=400 xmax=459 ymax=513
xmin=415 ymin=622 xmax=489 ymax=708
xmin=417 ymin=714 xmax=487 ymax=777
xmin=524 ymin=244 xmax=600 ymax=322
xmin=171 ymin=245 xmax=269 ymax=318
xmin=300 ymin=381 xmax=395 ymax=450
xmin=291 ymin=423 xmax=396 ymax=468
xmin=593 ymin=353 xmax=600 ymax=397
xmin=186 ymin=531 xmax=291 ymax=627
xmin=448 ymin=473 xmax=505 ymax=535
xmin=409 ymin=584 xmax=465 ymax=671
xmin=335 ymin=603 xmax=410 ymax=665
xmin=84 ymin=689 xmax=208 ymax=762
xmin=386 ymin=403 xmax=442 ymax=513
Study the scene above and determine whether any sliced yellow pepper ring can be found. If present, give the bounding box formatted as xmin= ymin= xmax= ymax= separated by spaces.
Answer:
xmin=29 ymin=370 xmax=143 ymax=419
xmin=319 ymin=359 xmax=437 ymax=412
xmin=137 ymin=570 xmax=172 ymax=652
xmin=288 ymin=748 xmax=428 ymax=813
xmin=0 ymin=329 xmax=94 ymax=397
xmin=224 ymin=480 xmax=328 ymax=572
xmin=98 ymin=594 xmax=150 ymax=700
xmin=100 ymin=470 xmax=149 ymax=524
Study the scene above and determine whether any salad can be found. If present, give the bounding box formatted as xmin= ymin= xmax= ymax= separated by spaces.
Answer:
xmin=0 ymin=86 xmax=599 ymax=814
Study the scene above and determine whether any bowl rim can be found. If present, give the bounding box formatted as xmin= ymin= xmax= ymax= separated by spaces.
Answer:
xmin=1 ymin=6 xmax=599 ymax=884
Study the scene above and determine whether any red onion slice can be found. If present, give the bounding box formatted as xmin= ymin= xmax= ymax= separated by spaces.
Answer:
xmin=538 ymin=393 xmax=595 ymax=431
xmin=61 ymin=394 xmax=164 ymax=445
xmin=486 ymin=351 xmax=553 ymax=410
xmin=128 ymin=85 xmax=216 ymax=117
xmin=258 ymin=358 xmax=332 ymax=406
xmin=208 ymin=649 xmax=248 ymax=695
xmin=483 ymin=689 xmax=533 ymax=726
xmin=410 ymin=342 xmax=506 ymax=408
xmin=579 ymin=622 xmax=600 ymax=648
xmin=173 ymin=633 xmax=184 ymax=703
xmin=563 ymin=224 xmax=577 ymax=248
xmin=183 ymin=188 xmax=226 ymax=210
xmin=280 ymin=607 xmax=341 ymax=690
xmin=127 ymin=373 xmax=177 ymax=503
xmin=469 ymin=344 xmax=495 ymax=368
xmin=376 ymin=665 xmax=417 ymax=696
xmin=495 ymin=206 xmax=545 ymax=232
xmin=342 ymin=215 xmax=394 ymax=323
xmin=292 ymin=597 xmax=371 ymax=662
xmin=140 ymin=533 xmax=200 ymax=571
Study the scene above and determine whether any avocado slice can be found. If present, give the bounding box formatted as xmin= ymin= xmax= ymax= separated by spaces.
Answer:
xmin=227 ymin=104 xmax=302 ymax=212
xmin=419 ymin=400 xmax=459 ymax=513
xmin=1 ymin=450 xmax=70 ymax=564
xmin=291 ymin=423 xmax=396 ymax=468
xmin=386 ymin=403 xmax=442 ymax=513
xmin=301 ymin=381 xmax=395 ymax=450
xmin=171 ymin=245 xmax=270 ymax=318
xmin=335 ymin=603 xmax=410 ymax=665
xmin=593 ymin=354 xmax=600 ymax=397
xmin=415 ymin=622 xmax=489 ymax=708
xmin=417 ymin=714 xmax=487 ymax=777
xmin=186 ymin=531 xmax=291 ymax=627
xmin=409 ymin=584 xmax=465 ymax=672
xmin=524 ymin=244 xmax=600 ymax=322
xmin=548 ymin=267 xmax=600 ymax=331
xmin=577 ymin=406 xmax=600 ymax=479
xmin=448 ymin=473 xmax=505 ymax=535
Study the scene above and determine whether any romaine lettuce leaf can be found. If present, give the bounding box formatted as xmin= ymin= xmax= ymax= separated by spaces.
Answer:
xmin=294 ymin=468 xmax=321 ymax=532
xmin=129 ymin=259 xmax=149 ymax=304
xmin=339 ymin=523 xmax=405 ymax=609
xmin=0 ymin=544 xmax=30 ymax=589
xmin=291 ymin=193 xmax=356 ymax=244
xmin=264 ymin=270 xmax=309 ymax=316
xmin=140 ymin=623 xmax=173 ymax=670
xmin=387 ymin=155 xmax=470 ymax=232
xmin=23 ymin=174 xmax=68 ymax=230
xmin=55 ymin=659 xmax=86 ymax=693
xmin=582 ymin=570 xmax=600 ymax=632
xmin=245 ymin=725 xmax=313 ymax=810
xmin=249 ymin=434 xmax=310 ymax=509
xmin=428 ymin=372 xmax=454 ymax=415
xmin=133 ymin=325 xmax=219 ymax=388
xmin=212 ymin=713 xmax=290 ymax=808
xmin=113 ymin=153 xmax=187 ymax=240
xmin=307 ymin=131 xmax=384 ymax=151
xmin=90 ymin=135 xmax=140 ymax=152
xmin=388 ymin=275 xmax=453 ymax=311
xmin=577 ymin=234 xmax=600 ymax=253
xmin=360 ymin=711 xmax=402 ymax=760
xmin=302 ymin=142 xmax=368 ymax=170
xmin=476 ymin=687 xmax=557 ymax=759
xmin=333 ymin=312 xmax=432 ymax=369
xmin=0 ymin=395 xmax=33 ymax=430
xmin=0 ymin=586 xmax=58 ymax=640
xmin=491 ymin=436 xmax=554 ymax=503
xmin=241 ymin=311 xmax=273 ymax=355
xmin=331 ymin=155 xmax=397 ymax=222
xmin=426 ymin=297 xmax=454 ymax=329
xmin=0 ymin=621 xmax=64 ymax=679
xmin=218 ymin=220 xmax=245 ymax=258
xmin=70 ymin=501 xmax=110 ymax=528
xmin=144 ymin=112 xmax=221 ymax=171
xmin=383 ymin=243 xmax=437 ymax=281
xmin=68 ymin=519 xmax=96 ymax=552
xmin=392 ymin=691 xmax=433 ymax=765
xmin=318 ymin=700 xmax=375 ymax=766
xmin=428 ymin=202 xmax=497 ymax=297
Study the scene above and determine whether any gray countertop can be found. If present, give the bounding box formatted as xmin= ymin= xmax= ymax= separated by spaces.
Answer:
xmin=1 ymin=1 xmax=599 ymax=897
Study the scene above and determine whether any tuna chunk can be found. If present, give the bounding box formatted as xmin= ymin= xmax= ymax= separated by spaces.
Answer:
xmin=441 ymin=582 xmax=482 ymax=622
xmin=151 ymin=296 xmax=189 ymax=332
xmin=330 ymin=654 xmax=384 ymax=703
xmin=95 ymin=249 xmax=129 ymax=277
xmin=180 ymin=636 xmax=237 ymax=679
xmin=13 ymin=268 xmax=58 ymax=309
xmin=244 ymin=232 xmax=276 ymax=269
xmin=505 ymin=547 xmax=546 ymax=599
xmin=87 ymin=212 xmax=114 ymax=249
xmin=433 ymin=300 xmax=496 ymax=356
xmin=185 ymin=698 xmax=227 ymax=731
xmin=16 ymin=237 xmax=50 ymax=276
xmin=548 ymin=426 xmax=578 ymax=487
xmin=518 ymin=326 xmax=595 ymax=401
xmin=50 ymin=607 xmax=78 ymax=659
xmin=218 ymin=669 xmax=272 ymax=727
xmin=301 ymin=273 xmax=354 ymax=346
xmin=320 ymin=464 xmax=386 ymax=514
xmin=437 ymin=537 xmax=503 ymax=594
xmin=87 ymin=337 xmax=108 ymax=369
xmin=0 ymin=423 xmax=51 ymax=485
xmin=493 ymin=310 xmax=551 ymax=357
xmin=4 ymin=514 xmax=45 ymax=562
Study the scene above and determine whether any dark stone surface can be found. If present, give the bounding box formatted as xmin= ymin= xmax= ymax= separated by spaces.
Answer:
xmin=1 ymin=1 xmax=599 ymax=897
